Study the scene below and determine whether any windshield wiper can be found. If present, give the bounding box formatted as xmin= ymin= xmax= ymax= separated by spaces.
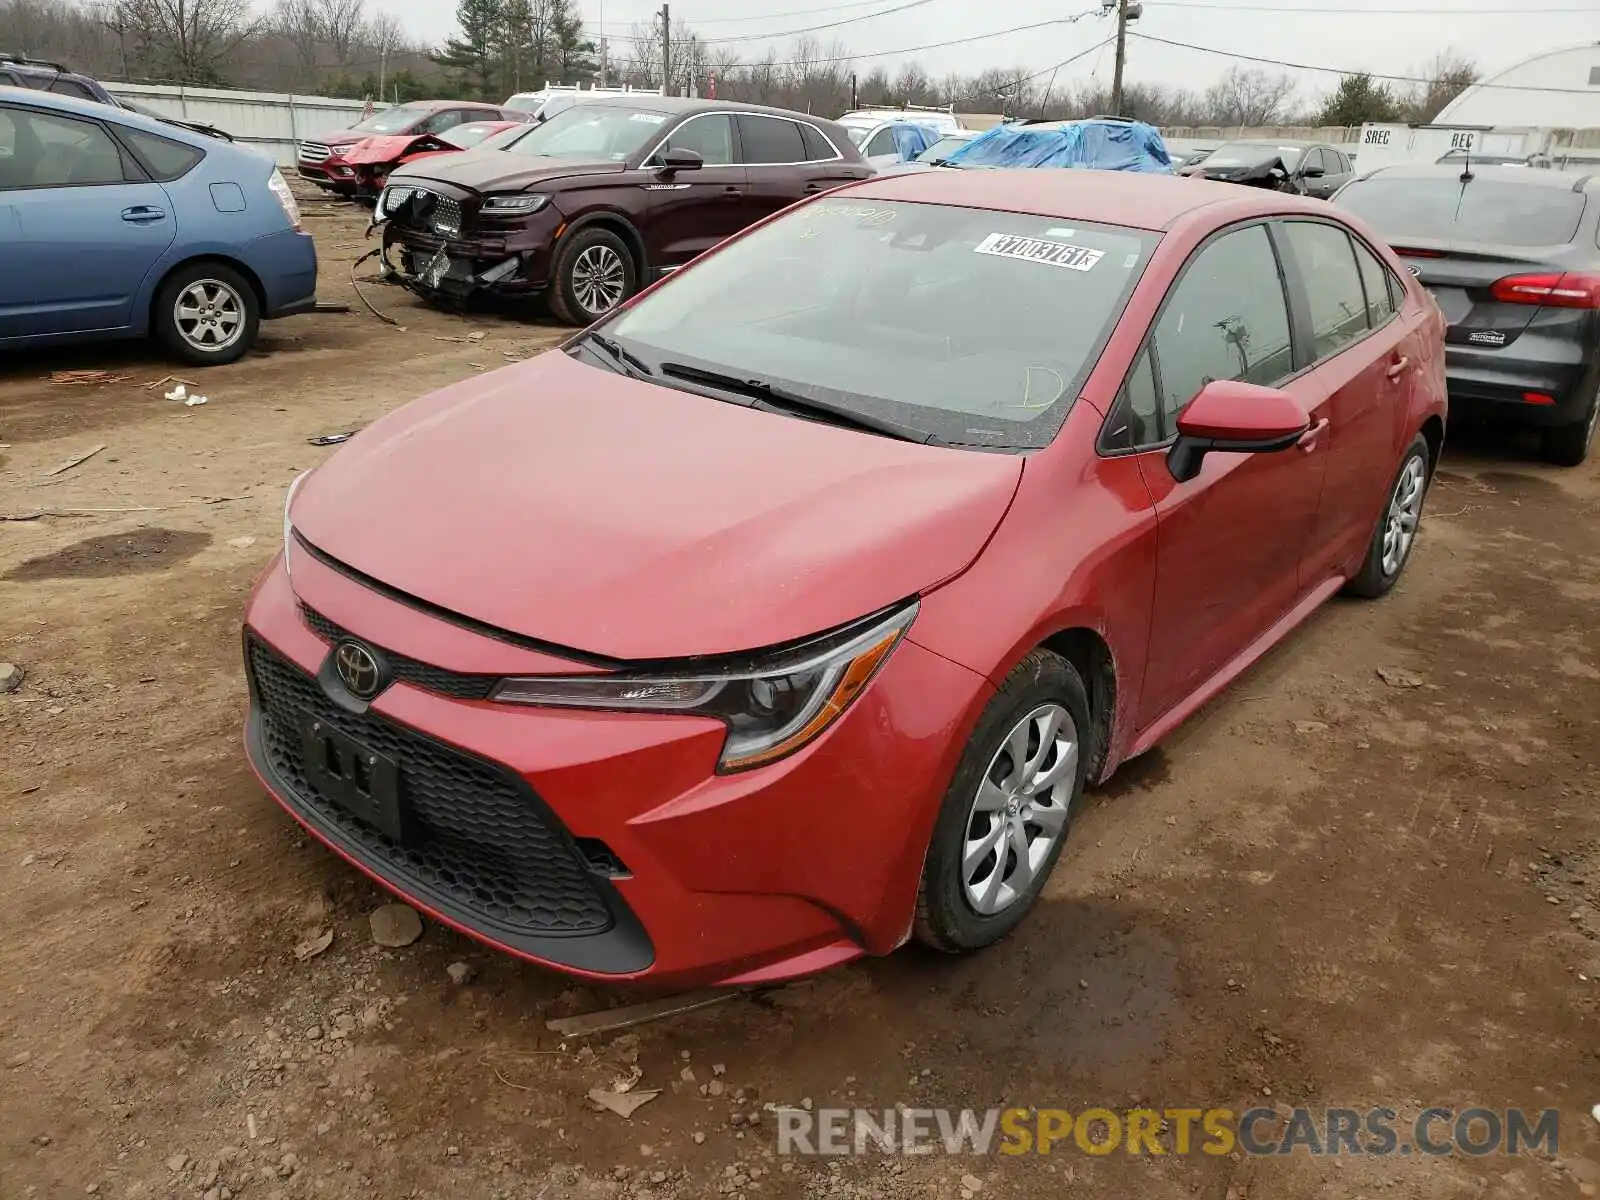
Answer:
xmin=578 ymin=331 xmax=654 ymax=379
xmin=659 ymin=362 xmax=939 ymax=445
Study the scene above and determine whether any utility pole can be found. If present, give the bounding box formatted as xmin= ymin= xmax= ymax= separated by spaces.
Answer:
xmin=659 ymin=3 xmax=671 ymax=96
xmin=1110 ymin=0 xmax=1128 ymax=118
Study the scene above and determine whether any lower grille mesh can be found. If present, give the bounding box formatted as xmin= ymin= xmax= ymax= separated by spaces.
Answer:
xmin=249 ymin=638 xmax=612 ymax=936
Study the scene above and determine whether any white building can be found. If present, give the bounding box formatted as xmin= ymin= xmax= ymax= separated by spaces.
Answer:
xmin=1437 ymin=42 xmax=1600 ymax=127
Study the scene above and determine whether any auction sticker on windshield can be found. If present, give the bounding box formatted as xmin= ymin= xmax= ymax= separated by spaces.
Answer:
xmin=975 ymin=233 xmax=1104 ymax=272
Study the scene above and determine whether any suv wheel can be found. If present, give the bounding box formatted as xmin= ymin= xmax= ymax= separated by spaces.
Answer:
xmin=549 ymin=228 xmax=637 ymax=325
xmin=154 ymin=263 xmax=260 ymax=366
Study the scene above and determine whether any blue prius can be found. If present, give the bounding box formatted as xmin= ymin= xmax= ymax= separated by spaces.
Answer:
xmin=0 ymin=87 xmax=318 ymax=366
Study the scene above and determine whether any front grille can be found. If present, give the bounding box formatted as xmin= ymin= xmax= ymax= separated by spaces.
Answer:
xmin=300 ymin=605 xmax=497 ymax=701
xmin=248 ymin=638 xmax=613 ymax=937
xmin=299 ymin=141 xmax=331 ymax=164
xmin=429 ymin=194 xmax=463 ymax=236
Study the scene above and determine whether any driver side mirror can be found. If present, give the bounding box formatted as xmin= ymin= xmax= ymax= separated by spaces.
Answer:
xmin=1300 ymin=163 xmax=1326 ymax=178
xmin=1167 ymin=380 xmax=1310 ymax=483
xmin=658 ymin=147 xmax=704 ymax=174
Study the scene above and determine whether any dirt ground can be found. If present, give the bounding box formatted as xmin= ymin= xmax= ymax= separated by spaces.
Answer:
xmin=3 ymin=193 xmax=1599 ymax=1200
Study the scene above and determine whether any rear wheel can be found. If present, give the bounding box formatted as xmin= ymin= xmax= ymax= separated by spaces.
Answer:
xmin=153 ymin=263 xmax=260 ymax=367
xmin=1540 ymin=385 xmax=1598 ymax=467
xmin=1345 ymin=433 xmax=1431 ymax=599
xmin=914 ymin=651 xmax=1089 ymax=954
xmin=548 ymin=228 xmax=637 ymax=326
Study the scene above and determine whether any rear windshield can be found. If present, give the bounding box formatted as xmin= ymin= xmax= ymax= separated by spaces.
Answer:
xmin=1336 ymin=176 xmax=1586 ymax=247
xmin=503 ymin=104 xmax=668 ymax=160
xmin=605 ymin=198 xmax=1157 ymax=449
xmin=918 ymin=135 xmax=969 ymax=161
xmin=446 ymin=123 xmax=503 ymax=148
xmin=1205 ymin=142 xmax=1304 ymax=170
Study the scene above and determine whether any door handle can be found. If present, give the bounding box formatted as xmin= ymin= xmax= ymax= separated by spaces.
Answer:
xmin=121 ymin=206 xmax=166 ymax=223
xmin=721 ymin=186 xmax=743 ymax=198
xmin=1298 ymin=417 xmax=1330 ymax=453
xmin=1386 ymin=355 xmax=1410 ymax=382
xmin=804 ymin=182 xmax=827 ymax=193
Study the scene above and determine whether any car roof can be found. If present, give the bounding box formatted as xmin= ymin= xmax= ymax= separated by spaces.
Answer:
xmin=843 ymin=168 xmax=1332 ymax=232
xmin=0 ymin=84 xmax=248 ymax=155
xmin=396 ymin=99 xmax=502 ymax=111
xmin=578 ymin=93 xmax=841 ymax=124
xmin=1224 ymin=138 xmax=1316 ymax=148
xmin=1355 ymin=163 xmax=1599 ymax=191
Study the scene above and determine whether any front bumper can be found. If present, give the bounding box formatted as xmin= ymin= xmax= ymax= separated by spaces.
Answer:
xmin=379 ymin=207 xmax=561 ymax=301
xmin=242 ymin=548 xmax=991 ymax=988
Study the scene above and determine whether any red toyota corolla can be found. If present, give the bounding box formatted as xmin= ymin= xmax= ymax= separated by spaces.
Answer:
xmin=244 ymin=169 xmax=1446 ymax=989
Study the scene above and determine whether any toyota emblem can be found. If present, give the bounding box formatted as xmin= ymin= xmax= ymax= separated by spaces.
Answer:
xmin=334 ymin=641 xmax=383 ymax=699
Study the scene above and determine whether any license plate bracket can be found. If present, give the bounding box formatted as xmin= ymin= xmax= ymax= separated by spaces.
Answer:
xmin=422 ymin=246 xmax=450 ymax=288
xmin=298 ymin=714 xmax=408 ymax=843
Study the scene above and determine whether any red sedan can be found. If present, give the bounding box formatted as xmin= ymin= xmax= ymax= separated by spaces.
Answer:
xmin=243 ymin=169 xmax=1447 ymax=988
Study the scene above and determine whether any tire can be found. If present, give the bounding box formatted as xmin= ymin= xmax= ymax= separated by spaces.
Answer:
xmin=547 ymin=227 xmax=637 ymax=326
xmin=1540 ymin=386 xmax=1598 ymax=467
xmin=153 ymin=263 xmax=260 ymax=367
xmin=914 ymin=650 xmax=1091 ymax=954
xmin=1344 ymin=433 xmax=1431 ymax=599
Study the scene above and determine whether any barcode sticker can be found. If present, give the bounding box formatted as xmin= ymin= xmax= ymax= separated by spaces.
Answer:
xmin=974 ymin=232 xmax=1104 ymax=272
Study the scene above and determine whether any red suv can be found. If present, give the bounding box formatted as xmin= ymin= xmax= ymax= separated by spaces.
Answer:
xmin=298 ymin=100 xmax=522 ymax=198
xmin=373 ymin=96 xmax=873 ymax=323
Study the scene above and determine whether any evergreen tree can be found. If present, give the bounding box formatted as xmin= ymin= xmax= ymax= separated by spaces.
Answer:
xmin=433 ymin=0 xmax=503 ymax=99
xmin=1317 ymin=73 xmax=1400 ymax=127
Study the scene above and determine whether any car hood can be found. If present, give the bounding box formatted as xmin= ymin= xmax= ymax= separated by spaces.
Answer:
xmin=314 ymin=131 xmax=376 ymax=148
xmin=390 ymin=152 xmax=626 ymax=193
xmin=291 ymin=351 xmax=1023 ymax=662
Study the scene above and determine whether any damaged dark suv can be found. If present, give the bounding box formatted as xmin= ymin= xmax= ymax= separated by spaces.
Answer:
xmin=373 ymin=96 xmax=872 ymax=323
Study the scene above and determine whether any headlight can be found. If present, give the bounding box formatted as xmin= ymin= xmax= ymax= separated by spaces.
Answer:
xmin=282 ymin=470 xmax=312 ymax=581
xmin=481 ymin=192 xmax=550 ymax=214
xmin=492 ymin=603 xmax=917 ymax=771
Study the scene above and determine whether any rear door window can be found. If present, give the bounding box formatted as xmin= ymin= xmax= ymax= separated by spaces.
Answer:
xmin=1335 ymin=176 xmax=1586 ymax=247
xmin=121 ymin=126 xmax=205 ymax=181
xmin=798 ymin=122 xmax=838 ymax=162
xmin=0 ymin=108 xmax=128 ymax=189
xmin=1350 ymin=237 xmax=1399 ymax=327
xmin=1280 ymin=221 xmax=1371 ymax=359
xmin=737 ymin=115 xmax=805 ymax=165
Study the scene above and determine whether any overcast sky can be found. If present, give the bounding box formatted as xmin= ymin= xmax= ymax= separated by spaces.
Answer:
xmin=367 ymin=0 xmax=1598 ymax=102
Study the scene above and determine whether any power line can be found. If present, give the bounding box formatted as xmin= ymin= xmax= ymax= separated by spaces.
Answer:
xmin=700 ymin=0 xmax=949 ymax=44
xmin=594 ymin=0 xmax=917 ymax=26
xmin=1128 ymin=30 xmax=1600 ymax=94
xmin=1144 ymin=1 xmax=1593 ymax=11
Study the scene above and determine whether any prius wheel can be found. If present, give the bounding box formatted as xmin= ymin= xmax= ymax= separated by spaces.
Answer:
xmin=1541 ymin=386 xmax=1598 ymax=467
xmin=1346 ymin=433 xmax=1430 ymax=599
xmin=154 ymin=263 xmax=260 ymax=366
xmin=549 ymin=228 xmax=636 ymax=326
xmin=914 ymin=650 xmax=1089 ymax=954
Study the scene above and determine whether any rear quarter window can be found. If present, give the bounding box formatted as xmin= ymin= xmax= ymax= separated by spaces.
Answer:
xmin=120 ymin=127 xmax=205 ymax=181
xmin=1336 ymin=176 xmax=1587 ymax=247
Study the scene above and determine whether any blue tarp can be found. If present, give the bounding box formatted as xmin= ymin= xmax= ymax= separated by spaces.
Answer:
xmin=889 ymin=123 xmax=939 ymax=162
xmin=941 ymin=119 xmax=1174 ymax=173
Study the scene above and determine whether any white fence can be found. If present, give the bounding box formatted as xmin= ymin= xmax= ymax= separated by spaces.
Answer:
xmin=104 ymin=82 xmax=389 ymax=165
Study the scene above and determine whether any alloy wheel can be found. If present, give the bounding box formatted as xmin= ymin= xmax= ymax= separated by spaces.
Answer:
xmin=962 ymin=703 xmax=1078 ymax=916
xmin=1381 ymin=456 xmax=1426 ymax=577
xmin=571 ymin=245 xmax=626 ymax=316
xmin=174 ymin=279 xmax=246 ymax=353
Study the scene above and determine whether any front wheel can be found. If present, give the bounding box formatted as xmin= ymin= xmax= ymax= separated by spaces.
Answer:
xmin=1345 ymin=433 xmax=1430 ymax=599
xmin=153 ymin=264 xmax=260 ymax=367
xmin=914 ymin=650 xmax=1090 ymax=954
xmin=548 ymin=228 xmax=637 ymax=326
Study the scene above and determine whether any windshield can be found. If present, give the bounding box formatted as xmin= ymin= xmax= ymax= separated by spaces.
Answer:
xmin=917 ymin=135 xmax=969 ymax=162
xmin=351 ymin=105 xmax=431 ymax=134
xmin=503 ymin=104 xmax=669 ymax=160
xmin=1204 ymin=142 xmax=1304 ymax=170
xmin=605 ymin=198 xmax=1156 ymax=449
xmin=1335 ymin=176 xmax=1586 ymax=247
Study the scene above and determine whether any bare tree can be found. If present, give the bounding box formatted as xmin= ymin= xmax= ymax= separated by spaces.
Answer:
xmin=113 ymin=0 xmax=265 ymax=84
xmin=1203 ymin=65 xmax=1295 ymax=127
xmin=314 ymin=0 xmax=365 ymax=68
xmin=271 ymin=0 xmax=321 ymax=72
xmin=1400 ymin=50 xmax=1477 ymax=122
